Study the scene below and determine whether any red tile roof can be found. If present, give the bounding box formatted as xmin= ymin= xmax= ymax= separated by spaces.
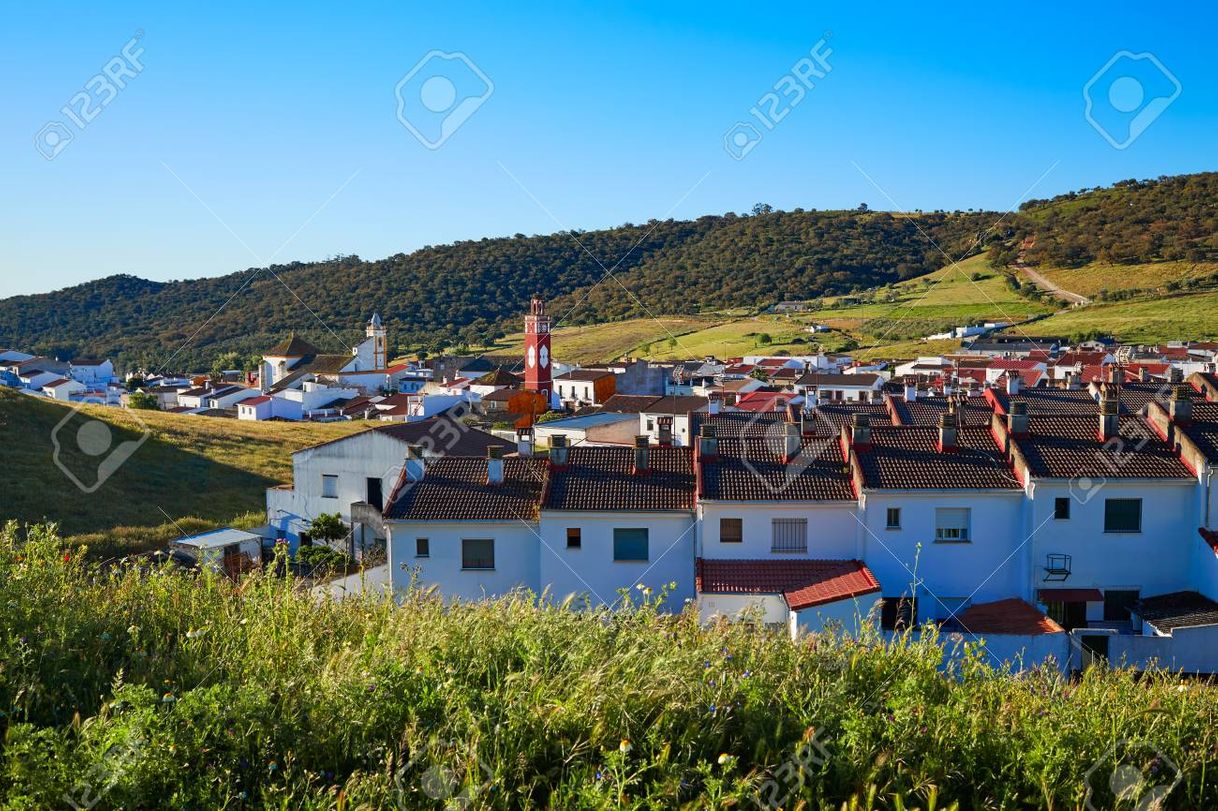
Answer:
xmin=1011 ymin=415 xmax=1192 ymax=480
xmin=544 ymin=446 xmax=694 ymax=512
xmin=695 ymin=558 xmax=879 ymax=610
xmin=957 ymin=598 xmax=1063 ymax=635
xmin=735 ymin=392 xmax=797 ymax=412
xmin=700 ymin=437 xmax=856 ymax=502
xmin=854 ymin=426 xmax=1021 ymax=490
xmin=1133 ymin=591 xmax=1218 ymax=631
xmin=242 ymin=395 xmax=272 ymax=405
xmin=385 ymin=456 xmax=545 ymax=521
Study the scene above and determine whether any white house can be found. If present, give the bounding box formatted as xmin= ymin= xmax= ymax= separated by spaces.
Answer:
xmin=42 ymin=377 xmax=86 ymax=401
xmin=794 ymin=372 xmax=885 ymax=403
xmin=267 ymin=415 xmax=504 ymax=553
xmin=68 ymin=358 xmax=116 ymax=385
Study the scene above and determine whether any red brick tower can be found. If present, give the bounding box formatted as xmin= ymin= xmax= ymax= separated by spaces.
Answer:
xmin=523 ymin=296 xmax=552 ymax=398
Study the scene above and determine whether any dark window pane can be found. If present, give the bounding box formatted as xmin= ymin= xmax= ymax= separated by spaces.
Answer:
xmin=1104 ymin=499 xmax=1141 ymax=532
xmin=462 ymin=538 xmax=494 ymax=570
xmin=613 ymin=528 xmax=649 ymax=561
xmin=566 ymin=527 xmax=582 ymax=548
xmin=1054 ymin=498 xmax=1070 ymax=520
xmin=720 ymin=518 xmax=743 ymax=543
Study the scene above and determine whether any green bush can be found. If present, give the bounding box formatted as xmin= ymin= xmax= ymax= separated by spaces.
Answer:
xmin=295 ymin=544 xmax=351 ymax=570
xmin=1 ymin=522 xmax=1216 ymax=808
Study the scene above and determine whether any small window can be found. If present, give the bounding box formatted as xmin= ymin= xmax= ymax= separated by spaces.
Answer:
xmin=880 ymin=597 xmax=917 ymax=631
xmin=720 ymin=518 xmax=743 ymax=543
xmin=566 ymin=527 xmax=582 ymax=549
xmin=321 ymin=474 xmax=338 ymax=498
xmin=934 ymin=508 xmax=970 ymax=542
xmin=461 ymin=538 xmax=494 ymax=570
xmin=885 ymin=508 xmax=901 ymax=529
xmin=1054 ymin=497 xmax=1070 ymax=520
xmin=1104 ymin=499 xmax=1142 ymax=533
xmin=613 ymin=528 xmax=649 ymax=561
xmin=415 ymin=538 xmax=430 ymax=558
xmin=771 ymin=518 xmax=808 ymax=553
xmin=646 ymin=418 xmax=655 ymax=431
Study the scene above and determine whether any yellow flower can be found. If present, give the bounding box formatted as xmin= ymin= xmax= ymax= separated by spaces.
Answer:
xmin=717 ymin=752 xmax=732 ymax=765
xmin=619 ymin=738 xmax=632 ymax=754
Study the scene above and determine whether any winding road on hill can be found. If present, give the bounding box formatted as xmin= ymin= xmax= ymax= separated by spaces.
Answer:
xmin=1015 ymin=262 xmax=1092 ymax=306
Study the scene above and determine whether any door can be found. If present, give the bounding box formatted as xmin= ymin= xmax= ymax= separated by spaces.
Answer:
xmin=1047 ymin=601 xmax=1088 ymax=631
xmin=1080 ymin=634 xmax=1109 ymax=668
xmin=366 ymin=477 xmax=383 ymax=511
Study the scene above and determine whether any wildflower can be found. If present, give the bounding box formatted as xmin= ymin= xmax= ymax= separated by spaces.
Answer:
xmin=635 ymin=583 xmax=645 ymax=591
xmin=98 ymin=632 xmax=111 ymax=642
xmin=1178 ymin=684 xmax=1188 ymax=693
xmin=619 ymin=738 xmax=632 ymax=754
xmin=709 ymin=704 xmax=717 ymax=714
xmin=268 ymin=761 xmax=279 ymax=772
xmin=742 ymin=670 xmax=752 ymax=679
xmin=642 ymin=586 xmax=653 ymax=597
xmin=595 ymin=769 xmax=604 ymax=781
xmin=186 ymin=628 xmax=208 ymax=640
xmin=62 ymin=553 xmax=71 ymax=562
xmin=703 ymin=660 xmax=711 ymax=669
xmin=162 ymin=693 xmax=175 ymax=703
xmin=717 ymin=753 xmax=734 ymax=766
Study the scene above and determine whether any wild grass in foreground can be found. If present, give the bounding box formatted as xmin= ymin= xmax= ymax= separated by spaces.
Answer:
xmin=2 ymin=523 xmax=1216 ymax=809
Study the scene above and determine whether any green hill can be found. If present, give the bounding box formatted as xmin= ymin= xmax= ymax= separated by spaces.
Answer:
xmin=4 ymin=172 xmax=1218 ymax=370
xmin=0 ymin=388 xmax=361 ymax=550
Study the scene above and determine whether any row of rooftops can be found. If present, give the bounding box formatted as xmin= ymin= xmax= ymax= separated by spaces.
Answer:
xmin=384 ymin=378 xmax=1218 ymax=520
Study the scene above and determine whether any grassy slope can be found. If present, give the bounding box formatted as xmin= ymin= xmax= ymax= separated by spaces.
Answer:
xmin=0 ymin=389 xmax=363 ymax=539
xmin=1025 ymin=291 xmax=1218 ymax=342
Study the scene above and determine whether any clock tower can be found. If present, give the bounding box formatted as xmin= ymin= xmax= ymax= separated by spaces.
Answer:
xmin=523 ymin=296 xmax=553 ymax=398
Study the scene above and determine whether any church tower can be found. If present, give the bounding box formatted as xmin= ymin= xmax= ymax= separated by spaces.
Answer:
xmin=523 ymin=296 xmax=552 ymax=397
xmin=366 ymin=313 xmax=387 ymax=369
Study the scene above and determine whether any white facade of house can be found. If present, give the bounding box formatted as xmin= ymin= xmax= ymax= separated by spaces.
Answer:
xmin=389 ymin=520 xmax=541 ymax=602
xmin=68 ymin=359 xmax=116 ymax=385
xmin=43 ymin=379 xmax=86 ymax=401
xmin=697 ymin=501 xmax=860 ymax=560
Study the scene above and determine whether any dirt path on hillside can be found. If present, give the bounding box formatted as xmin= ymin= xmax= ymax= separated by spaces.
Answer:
xmin=1015 ymin=261 xmax=1092 ymax=306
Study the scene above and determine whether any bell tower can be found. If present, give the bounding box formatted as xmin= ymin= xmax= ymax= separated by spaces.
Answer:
xmin=367 ymin=313 xmax=387 ymax=370
xmin=523 ymin=296 xmax=552 ymax=398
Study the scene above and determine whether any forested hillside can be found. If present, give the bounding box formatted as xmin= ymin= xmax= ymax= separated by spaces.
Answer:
xmin=2 ymin=172 xmax=1216 ymax=371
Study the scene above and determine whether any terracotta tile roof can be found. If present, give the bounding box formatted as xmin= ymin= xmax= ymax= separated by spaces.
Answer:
xmin=854 ymin=426 xmax=1021 ymax=490
xmin=987 ymin=387 xmax=1101 ymax=415
xmin=472 ymin=368 xmax=522 ymax=386
xmin=1097 ymin=382 xmax=1174 ymax=415
xmin=700 ymin=436 xmax=855 ymax=501
xmin=385 ymin=456 xmax=545 ymax=521
xmin=241 ymin=395 xmax=272 ymax=405
xmin=692 ymin=411 xmax=786 ymax=439
xmin=989 ymin=359 xmax=1046 ymax=371
xmin=1011 ymin=415 xmax=1191 ymax=479
xmin=1133 ymin=591 xmax=1218 ymax=631
xmin=1176 ymin=403 xmax=1218 ymax=461
xmin=956 ymin=598 xmax=1063 ymax=635
xmin=599 ymin=394 xmax=664 ymax=413
xmin=642 ymin=395 xmax=710 ymax=414
xmin=296 ymin=415 xmax=502 ymax=456
xmin=891 ymin=397 xmax=992 ymax=427
xmin=735 ymin=392 xmax=798 ymax=412
xmin=544 ymin=446 xmax=694 ymax=512
xmin=42 ymin=378 xmax=75 ymax=388
xmin=796 ymin=372 xmax=881 ymax=387
xmin=555 ymin=368 xmax=615 ymax=382
xmin=814 ymin=401 xmax=892 ymax=429
xmin=266 ymin=335 xmax=321 ymax=357
xmin=695 ymin=558 xmax=879 ymax=610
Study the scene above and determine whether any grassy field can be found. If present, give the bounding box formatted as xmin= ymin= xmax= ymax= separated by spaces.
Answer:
xmin=494 ymin=317 xmax=715 ymax=364
xmin=3 ymin=523 xmax=1216 ymax=808
xmin=1025 ymin=290 xmax=1218 ymax=343
xmin=1036 ymin=260 xmax=1218 ymax=299
xmin=0 ymin=389 xmax=363 ymax=543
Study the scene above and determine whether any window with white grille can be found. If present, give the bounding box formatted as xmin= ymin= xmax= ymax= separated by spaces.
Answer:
xmin=771 ymin=518 xmax=807 ymax=553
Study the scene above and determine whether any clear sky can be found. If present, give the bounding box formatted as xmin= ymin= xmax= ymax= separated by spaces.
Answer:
xmin=2 ymin=1 xmax=1214 ymax=298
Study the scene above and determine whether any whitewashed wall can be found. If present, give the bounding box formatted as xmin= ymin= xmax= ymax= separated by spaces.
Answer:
xmin=697 ymin=502 xmax=860 ymax=560
xmin=538 ymin=511 xmax=696 ymax=609
xmin=387 ymin=519 xmax=540 ymax=601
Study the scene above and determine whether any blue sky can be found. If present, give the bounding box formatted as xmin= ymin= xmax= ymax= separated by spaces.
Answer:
xmin=2 ymin=1 xmax=1214 ymax=298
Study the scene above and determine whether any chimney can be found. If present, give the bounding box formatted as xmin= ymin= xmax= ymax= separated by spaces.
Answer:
xmin=1006 ymin=372 xmax=1021 ymax=395
xmin=1170 ymin=366 xmax=1184 ymax=384
xmin=1107 ymin=365 xmax=1121 ymax=384
xmin=1099 ymin=395 xmax=1119 ymax=441
xmin=633 ymin=435 xmax=651 ymax=474
xmin=698 ymin=424 xmax=719 ymax=461
xmin=549 ymin=434 xmax=570 ymax=468
xmin=1139 ymin=366 xmax=1150 ymax=383
xmin=516 ymin=427 xmax=534 ymax=457
xmin=486 ymin=445 xmax=505 ymax=485
xmin=657 ymin=415 xmax=674 ymax=446
xmin=938 ymin=413 xmax=958 ymax=452
xmin=783 ymin=420 xmax=801 ymax=462
xmin=903 ymin=377 xmax=917 ymax=402
xmin=707 ymin=394 xmax=721 ymax=415
xmin=850 ymin=413 xmax=872 ymax=448
xmin=1064 ymin=372 xmax=1079 ymax=390
xmin=1169 ymin=385 xmax=1193 ymax=423
xmin=404 ymin=445 xmax=426 ymax=482
xmin=805 ymin=386 xmax=820 ymax=407
xmin=1007 ymin=400 xmax=1029 ymax=437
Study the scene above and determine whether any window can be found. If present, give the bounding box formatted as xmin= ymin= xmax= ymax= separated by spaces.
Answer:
xmin=321 ymin=474 xmax=338 ymax=498
xmin=885 ymin=508 xmax=901 ymax=529
xmin=1104 ymin=499 xmax=1142 ymax=533
xmin=771 ymin=518 xmax=808 ymax=553
xmin=415 ymin=538 xmax=430 ymax=558
xmin=566 ymin=527 xmax=582 ymax=549
xmin=934 ymin=508 xmax=970 ymax=542
xmin=646 ymin=418 xmax=655 ymax=431
xmin=366 ymin=477 xmax=383 ymax=511
xmin=880 ymin=597 xmax=917 ymax=631
xmin=461 ymin=538 xmax=494 ymax=570
xmin=1103 ymin=589 xmax=1140 ymax=622
xmin=1054 ymin=497 xmax=1070 ymax=520
xmin=613 ymin=528 xmax=649 ymax=561
xmin=720 ymin=518 xmax=743 ymax=543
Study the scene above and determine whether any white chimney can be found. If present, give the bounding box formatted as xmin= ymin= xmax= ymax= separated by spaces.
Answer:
xmin=707 ymin=394 xmax=721 ymax=415
xmin=1099 ymin=396 xmax=1119 ymax=441
xmin=938 ymin=413 xmax=958 ymax=451
xmin=549 ymin=434 xmax=570 ymax=467
xmin=516 ymin=427 xmax=534 ymax=457
xmin=404 ymin=446 xmax=426 ymax=482
xmin=1169 ymin=385 xmax=1193 ymax=423
xmin=633 ymin=435 xmax=651 ymax=474
xmin=487 ymin=445 xmax=505 ymax=485
xmin=698 ymin=424 xmax=719 ymax=460
xmin=903 ymin=377 xmax=917 ymax=401
xmin=1006 ymin=373 xmax=1021 ymax=395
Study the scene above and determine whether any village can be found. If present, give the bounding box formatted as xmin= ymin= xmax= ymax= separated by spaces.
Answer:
xmin=8 ymin=299 xmax=1218 ymax=675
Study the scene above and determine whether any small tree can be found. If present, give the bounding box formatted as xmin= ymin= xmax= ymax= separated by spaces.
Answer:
xmin=128 ymin=391 xmax=160 ymax=410
xmin=757 ymin=332 xmax=773 ymax=345
xmin=307 ymin=513 xmax=347 ymax=550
